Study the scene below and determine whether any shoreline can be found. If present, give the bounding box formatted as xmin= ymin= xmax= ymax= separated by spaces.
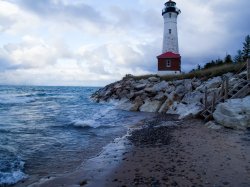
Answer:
xmin=17 ymin=114 xmax=250 ymax=187
xmin=16 ymin=113 xmax=156 ymax=187
xmin=103 ymin=117 xmax=250 ymax=187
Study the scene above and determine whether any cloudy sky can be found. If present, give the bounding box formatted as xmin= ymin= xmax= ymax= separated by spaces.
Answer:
xmin=0 ymin=0 xmax=249 ymax=86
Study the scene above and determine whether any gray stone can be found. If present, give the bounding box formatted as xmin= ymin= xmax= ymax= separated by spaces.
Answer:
xmin=158 ymin=98 xmax=173 ymax=113
xmin=191 ymin=78 xmax=202 ymax=89
xmin=139 ymin=100 xmax=163 ymax=113
xmin=130 ymin=96 xmax=144 ymax=111
xmin=148 ymin=77 xmax=159 ymax=82
xmin=152 ymin=81 xmax=169 ymax=92
xmin=182 ymin=91 xmax=203 ymax=104
xmin=213 ymin=96 xmax=250 ymax=130
xmin=165 ymin=85 xmax=175 ymax=94
xmin=183 ymin=79 xmax=193 ymax=92
xmin=154 ymin=92 xmax=167 ymax=101
xmin=134 ymin=83 xmax=147 ymax=90
xmin=167 ymin=102 xmax=203 ymax=119
xmin=196 ymin=76 xmax=222 ymax=92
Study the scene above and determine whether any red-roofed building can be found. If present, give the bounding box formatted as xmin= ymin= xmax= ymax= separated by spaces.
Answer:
xmin=157 ymin=52 xmax=181 ymax=75
xmin=157 ymin=0 xmax=181 ymax=75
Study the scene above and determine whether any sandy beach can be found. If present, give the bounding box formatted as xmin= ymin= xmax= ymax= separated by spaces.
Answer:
xmin=100 ymin=115 xmax=250 ymax=187
xmin=22 ymin=114 xmax=250 ymax=187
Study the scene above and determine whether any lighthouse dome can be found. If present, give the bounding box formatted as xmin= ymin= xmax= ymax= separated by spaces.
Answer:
xmin=162 ymin=0 xmax=181 ymax=15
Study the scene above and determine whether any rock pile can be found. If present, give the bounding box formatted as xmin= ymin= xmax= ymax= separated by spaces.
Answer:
xmin=91 ymin=72 xmax=248 ymax=120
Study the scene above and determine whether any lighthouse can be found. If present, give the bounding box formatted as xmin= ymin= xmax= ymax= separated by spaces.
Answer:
xmin=157 ymin=0 xmax=181 ymax=75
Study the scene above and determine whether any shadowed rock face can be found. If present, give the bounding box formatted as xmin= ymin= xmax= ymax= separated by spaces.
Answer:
xmin=213 ymin=96 xmax=250 ymax=130
xmin=91 ymin=72 xmax=248 ymax=121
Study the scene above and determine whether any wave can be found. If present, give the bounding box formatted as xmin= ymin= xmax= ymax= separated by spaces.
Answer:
xmin=0 ymin=170 xmax=26 ymax=186
xmin=0 ymin=157 xmax=27 ymax=186
xmin=71 ymin=119 xmax=105 ymax=129
xmin=0 ymin=95 xmax=36 ymax=105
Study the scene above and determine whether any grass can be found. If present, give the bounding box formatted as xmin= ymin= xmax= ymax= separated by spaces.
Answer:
xmin=125 ymin=63 xmax=247 ymax=82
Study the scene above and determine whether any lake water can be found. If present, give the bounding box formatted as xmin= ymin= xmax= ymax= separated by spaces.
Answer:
xmin=0 ymin=86 xmax=147 ymax=186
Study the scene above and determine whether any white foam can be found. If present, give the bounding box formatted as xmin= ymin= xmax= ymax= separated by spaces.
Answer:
xmin=0 ymin=170 xmax=27 ymax=185
xmin=71 ymin=119 xmax=102 ymax=128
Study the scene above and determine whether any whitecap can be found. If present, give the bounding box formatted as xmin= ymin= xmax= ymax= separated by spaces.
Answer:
xmin=71 ymin=119 xmax=102 ymax=128
xmin=0 ymin=170 xmax=27 ymax=185
xmin=0 ymin=158 xmax=27 ymax=186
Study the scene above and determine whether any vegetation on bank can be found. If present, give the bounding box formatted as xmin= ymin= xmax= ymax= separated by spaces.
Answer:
xmin=124 ymin=35 xmax=249 ymax=82
xmin=126 ymin=63 xmax=246 ymax=81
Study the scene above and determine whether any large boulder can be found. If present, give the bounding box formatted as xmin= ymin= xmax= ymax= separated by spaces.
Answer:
xmin=196 ymin=76 xmax=222 ymax=92
xmin=181 ymin=90 xmax=203 ymax=104
xmin=139 ymin=99 xmax=163 ymax=113
xmin=158 ymin=98 xmax=173 ymax=113
xmin=167 ymin=102 xmax=203 ymax=119
xmin=134 ymin=83 xmax=147 ymax=91
xmin=148 ymin=76 xmax=160 ymax=82
xmin=213 ymin=96 xmax=250 ymax=130
xmin=116 ymin=99 xmax=134 ymax=111
xmin=152 ymin=81 xmax=169 ymax=92
xmin=130 ymin=96 xmax=144 ymax=111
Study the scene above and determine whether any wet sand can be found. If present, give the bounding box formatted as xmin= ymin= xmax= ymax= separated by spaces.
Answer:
xmin=22 ymin=115 xmax=250 ymax=187
xmin=101 ymin=116 xmax=250 ymax=187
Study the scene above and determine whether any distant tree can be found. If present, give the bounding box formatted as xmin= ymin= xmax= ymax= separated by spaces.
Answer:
xmin=242 ymin=35 xmax=250 ymax=61
xmin=224 ymin=54 xmax=233 ymax=64
xmin=204 ymin=60 xmax=215 ymax=69
xmin=197 ymin=64 xmax=201 ymax=70
xmin=234 ymin=50 xmax=243 ymax=63
xmin=215 ymin=58 xmax=224 ymax=66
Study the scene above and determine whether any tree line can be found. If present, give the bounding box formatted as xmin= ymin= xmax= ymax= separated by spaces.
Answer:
xmin=192 ymin=35 xmax=250 ymax=72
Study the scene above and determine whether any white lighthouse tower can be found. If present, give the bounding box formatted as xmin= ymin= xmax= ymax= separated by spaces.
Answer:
xmin=157 ymin=0 xmax=181 ymax=75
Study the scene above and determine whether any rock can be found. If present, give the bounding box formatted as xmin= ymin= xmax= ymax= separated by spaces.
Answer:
xmin=139 ymin=100 xmax=163 ymax=112
xmin=175 ymin=84 xmax=186 ymax=96
xmin=118 ymin=89 xmax=129 ymax=99
xmin=154 ymin=92 xmax=167 ymax=101
xmin=152 ymin=81 xmax=169 ymax=92
xmin=196 ymin=76 xmax=222 ymax=92
xmin=134 ymin=90 xmax=144 ymax=97
xmin=130 ymin=96 xmax=144 ymax=111
xmin=167 ymin=102 xmax=203 ymax=119
xmin=138 ymin=79 xmax=149 ymax=84
xmin=158 ymin=98 xmax=172 ymax=113
xmin=134 ymin=83 xmax=147 ymax=90
xmin=213 ymin=96 xmax=250 ymax=130
xmin=126 ymin=92 xmax=135 ymax=99
xmin=183 ymin=79 xmax=193 ymax=92
xmin=144 ymin=87 xmax=157 ymax=96
xmin=165 ymin=85 xmax=175 ymax=94
xmin=181 ymin=91 xmax=203 ymax=104
xmin=205 ymin=121 xmax=222 ymax=130
xmin=114 ymin=83 xmax=122 ymax=89
xmin=116 ymin=99 xmax=134 ymax=111
xmin=191 ymin=78 xmax=202 ymax=89
xmin=173 ymin=80 xmax=184 ymax=87
xmin=148 ymin=77 xmax=159 ymax=82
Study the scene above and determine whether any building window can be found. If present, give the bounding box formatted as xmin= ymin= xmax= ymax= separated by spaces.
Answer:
xmin=169 ymin=13 xmax=171 ymax=18
xmin=169 ymin=29 xmax=171 ymax=34
xmin=166 ymin=60 xmax=171 ymax=67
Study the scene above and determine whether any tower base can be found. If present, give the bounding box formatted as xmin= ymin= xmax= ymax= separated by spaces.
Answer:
xmin=157 ymin=70 xmax=181 ymax=76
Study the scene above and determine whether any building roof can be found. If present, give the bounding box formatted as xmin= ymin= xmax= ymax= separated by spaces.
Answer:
xmin=157 ymin=52 xmax=181 ymax=59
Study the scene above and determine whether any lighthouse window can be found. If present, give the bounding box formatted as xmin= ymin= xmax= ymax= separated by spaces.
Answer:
xmin=169 ymin=13 xmax=172 ymax=18
xmin=166 ymin=60 xmax=171 ymax=67
xmin=169 ymin=29 xmax=172 ymax=34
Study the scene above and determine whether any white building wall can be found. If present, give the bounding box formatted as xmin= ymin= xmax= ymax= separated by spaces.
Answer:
xmin=158 ymin=70 xmax=181 ymax=76
xmin=162 ymin=12 xmax=179 ymax=54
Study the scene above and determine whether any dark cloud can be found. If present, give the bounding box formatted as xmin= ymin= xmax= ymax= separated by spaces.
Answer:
xmin=0 ymin=56 xmax=20 ymax=72
xmin=16 ymin=0 xmax=106 ymax=23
